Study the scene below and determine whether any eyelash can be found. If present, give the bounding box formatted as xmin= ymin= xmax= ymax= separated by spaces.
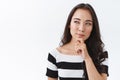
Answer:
xmin=85 ymin=22 xmax=92 ymax=26
xmin=74 ymin=21 xmax=92 ymax=26
xmin=74 ymin=21 xmax=80 ymax=24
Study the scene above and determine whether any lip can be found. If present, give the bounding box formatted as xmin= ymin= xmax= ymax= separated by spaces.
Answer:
xmin=76 ymin=33 xmax=85 ymax=38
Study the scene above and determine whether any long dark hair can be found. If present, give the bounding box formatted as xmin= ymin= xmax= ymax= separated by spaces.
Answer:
xmin=60 ymin=3 xmax=108 ymax=79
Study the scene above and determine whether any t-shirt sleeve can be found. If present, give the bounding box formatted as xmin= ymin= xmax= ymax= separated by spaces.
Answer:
xmin=99 ymin=51 xmax=109 ymax=76
xmin=46 ymin=53 xmax=58 ymax=78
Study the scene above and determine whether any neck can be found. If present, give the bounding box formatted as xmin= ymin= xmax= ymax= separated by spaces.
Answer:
xmin=65 ymin=38 xmax=76 ymax=49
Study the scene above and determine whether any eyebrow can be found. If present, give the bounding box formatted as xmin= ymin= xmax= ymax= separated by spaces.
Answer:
xmin=85 ymin=20 xmax=93 ymax=22
xmin=73 ymin=18 xmax=81 ymax=21
xmin=73 ymin=18 xmax=93 ymax=22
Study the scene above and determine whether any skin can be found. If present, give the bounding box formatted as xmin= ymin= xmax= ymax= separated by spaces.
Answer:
xmin=48 ymin=9 xmax=107 ymax=80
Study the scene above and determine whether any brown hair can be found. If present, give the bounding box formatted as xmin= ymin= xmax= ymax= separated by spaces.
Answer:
xmin=60 ymin=3 xmax=108 ymax=79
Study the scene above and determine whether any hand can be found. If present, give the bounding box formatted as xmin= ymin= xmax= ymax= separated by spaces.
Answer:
xmin=74 ymin=38 xmax=90 ymax=59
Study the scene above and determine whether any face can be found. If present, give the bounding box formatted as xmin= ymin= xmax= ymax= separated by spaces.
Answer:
xmin=70 ymin=9 xmax=93 ymax=41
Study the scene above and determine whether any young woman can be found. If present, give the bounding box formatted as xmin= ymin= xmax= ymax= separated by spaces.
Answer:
xmin=46 ymin=3 xmax=109 ymax=80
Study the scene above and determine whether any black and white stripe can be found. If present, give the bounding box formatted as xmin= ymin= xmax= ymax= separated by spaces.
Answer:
xmin=46 ymin=49 xmax=108 ymax=80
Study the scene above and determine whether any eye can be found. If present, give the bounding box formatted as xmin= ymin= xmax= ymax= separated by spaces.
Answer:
xmin=74 ymin=21 xmax=80 ymax=24
xmin=85 ymin=22 xmax=92 ymax=26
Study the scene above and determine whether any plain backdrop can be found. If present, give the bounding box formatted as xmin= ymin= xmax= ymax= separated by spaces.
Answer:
xmin=0 ymin=0 xmax=120 ymax=80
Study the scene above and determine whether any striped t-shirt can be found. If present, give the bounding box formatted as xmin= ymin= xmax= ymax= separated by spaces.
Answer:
xmin=46 ymin=49 xmax=108 ymax=80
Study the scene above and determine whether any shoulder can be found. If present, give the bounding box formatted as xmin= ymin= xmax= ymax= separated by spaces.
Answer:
xmin=48 ymin=48 xmax=59 ymax=58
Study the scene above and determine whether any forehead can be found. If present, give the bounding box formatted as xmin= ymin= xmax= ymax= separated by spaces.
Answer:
xmin=72 ymin=9 xmax=92 ymax=21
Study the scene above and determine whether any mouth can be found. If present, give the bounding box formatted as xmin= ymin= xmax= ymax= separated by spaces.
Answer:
xmin=76 ymin=33 xmax=85 ymax=38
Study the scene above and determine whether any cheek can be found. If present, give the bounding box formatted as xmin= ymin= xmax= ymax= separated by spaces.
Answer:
xmin=70 ymin=25 xmax=77 ymax=31
xmin=86 ymin=28 xmax=92 ymax=36
xmin=70 ymin=26 xmax=77 ymax=36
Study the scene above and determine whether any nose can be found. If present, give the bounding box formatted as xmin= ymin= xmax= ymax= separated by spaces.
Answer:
xmin=78 ymin=23 xmax=84 ymax=32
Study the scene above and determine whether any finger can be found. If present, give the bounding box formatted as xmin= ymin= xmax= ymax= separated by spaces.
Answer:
xmin=75 ymin=40 xmax=80 ymax=46
xmin=76 ymin=38 xmax=84 ymax=43
xmin=77 ymin=49 xmax=82 ymax=54
xmin=75 ymin=45 xmax=82 ymax=54
xmin=79 ymin=38 xmax=84 ymax=43
xmin=74 ymin=46 xmax=79 ymax=53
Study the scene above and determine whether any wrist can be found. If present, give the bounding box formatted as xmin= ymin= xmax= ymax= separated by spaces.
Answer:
xmin=84 ymin=56 xmax=92 ymax=62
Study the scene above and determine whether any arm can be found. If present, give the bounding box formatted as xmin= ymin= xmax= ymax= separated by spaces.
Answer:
xmin=75 ymin=39 xmax=108 ymax=80
xmin=85 ymin=57 xmax=107 ymax=80
xmin=48 ymin=77 xmax=58 ymax=80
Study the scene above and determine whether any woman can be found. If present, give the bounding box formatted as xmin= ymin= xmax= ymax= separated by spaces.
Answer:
xmin=46 ymin=3 xmax=109 ymax=80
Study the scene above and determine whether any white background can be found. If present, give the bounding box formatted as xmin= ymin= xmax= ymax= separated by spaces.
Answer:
xmin=0 ymin=0 xmax=119 ymax=80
